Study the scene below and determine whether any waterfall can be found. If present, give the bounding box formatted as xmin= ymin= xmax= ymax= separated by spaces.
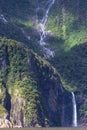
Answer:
xmin=39 ymin=0 xmax=55 ymax=46
xmin=37 ymin=0 xmax=56 ymax=58
xmin=72 ymin=92 xmax=77 ymax=127
xmin=0 ymin=14 xmax=8 ymax=24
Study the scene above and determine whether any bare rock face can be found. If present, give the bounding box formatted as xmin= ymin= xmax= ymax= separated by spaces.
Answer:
xmin=0 ymin=118 xmax=12 ymax=128
xmin=10 ymin=89 xmax=25 ymax=127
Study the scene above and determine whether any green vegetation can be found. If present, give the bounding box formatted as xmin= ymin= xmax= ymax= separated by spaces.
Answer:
xmin=0 ymin=105 xmax=7 ymax=118
xmin=0 ymin=37 xmax=40 ymax=123
xmin=45 ymin=0 xmax=87 ymax=92
xmin=0 ymin=37 xmax=59 ymax=126
xmin=10 ymin=78 xmax=40 ymax=125
xmin=46 ymin=1 xmax=87 ymax=121
xmin=0 ymin=84 xmax=7 ymax=118
xmin=18 ymin=19 xmax=33 ymax=28
xmin=46 ymin=0 xmax=87 ymax=51
xmin=64 ymin=30 xmax=87 ymax=51
xmin=80 ymin=102 xmax=87 ymax=116
xmin=0 ymin=0 xmax=87 ymax=126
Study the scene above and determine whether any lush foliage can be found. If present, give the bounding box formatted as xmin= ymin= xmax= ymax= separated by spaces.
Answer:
xmin=0 ymin=37 xmax=59 ymax=126
xmin=0 ymin=0 xmax=87 ymax=126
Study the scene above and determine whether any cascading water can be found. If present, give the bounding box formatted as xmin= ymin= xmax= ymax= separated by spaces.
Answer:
xmin=37 ymin=0 xmax=56 ymax=58
xmin=0 ymin=14 xmax=8 ymax=24
xmin=72 ymin=92 xmax=77 ymax=127
xmin=39 ymin=0 xmax=55 ymax=46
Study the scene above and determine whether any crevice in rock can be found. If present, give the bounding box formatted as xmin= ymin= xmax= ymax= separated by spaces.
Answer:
xmin=4 ymin=88 xmax=11 ymax=120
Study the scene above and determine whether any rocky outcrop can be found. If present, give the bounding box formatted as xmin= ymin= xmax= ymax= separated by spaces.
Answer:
xmin=0 ymin=118 xmax=12 ymax=128
xmin=10 ymin=89 xmax=25 ymax=127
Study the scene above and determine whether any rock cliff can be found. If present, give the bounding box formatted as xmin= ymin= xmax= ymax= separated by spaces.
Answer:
xmin=0 ymin=37 xmax=73 ymax=127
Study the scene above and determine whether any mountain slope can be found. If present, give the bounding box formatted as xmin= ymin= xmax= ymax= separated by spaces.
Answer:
xmin=0 ymin=37 xmax=73 ymax=127
xmin=0 ymin=0 xmax=87 ymax=127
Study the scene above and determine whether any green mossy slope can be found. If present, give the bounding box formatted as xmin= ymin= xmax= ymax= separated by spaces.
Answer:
xmin=0 ymin=37 xmax=65 ymax=127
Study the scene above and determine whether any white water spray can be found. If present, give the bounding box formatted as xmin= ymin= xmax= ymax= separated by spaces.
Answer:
xmin=72 ymin=92 xmax=77 ymax=127
xmin=39 ymin=0 xmax=55 ymax=45
xmin=37 ymin=0 xmax=56 ymax=58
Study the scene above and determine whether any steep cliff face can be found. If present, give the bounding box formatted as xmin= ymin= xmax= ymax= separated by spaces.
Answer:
xmin=0 ymin=37 xmax=73 ymax=127
xmin=29 ymin=52 xmax=73 ymax=126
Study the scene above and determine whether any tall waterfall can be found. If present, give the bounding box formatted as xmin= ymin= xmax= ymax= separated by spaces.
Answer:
xmin=37 ymin=0 xmax=56 ymax=58
xmin=72 ymin=92 xmax=77 ymax=127
xmin=39 ymin=0 xmax=55 ymax=46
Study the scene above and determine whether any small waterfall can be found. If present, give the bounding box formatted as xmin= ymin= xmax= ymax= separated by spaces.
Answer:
xmin=37 ymin=0 xmax=56 ymax=58
xmin=0 ymin=14 xmax=8 ymax=24
xmin=39 ymin=0 xmax=55 ymax=46
xmin=41 ymin=0 xmax=55 ymax=26
xmin=72 ymin=92 xmax=77 ymax=127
